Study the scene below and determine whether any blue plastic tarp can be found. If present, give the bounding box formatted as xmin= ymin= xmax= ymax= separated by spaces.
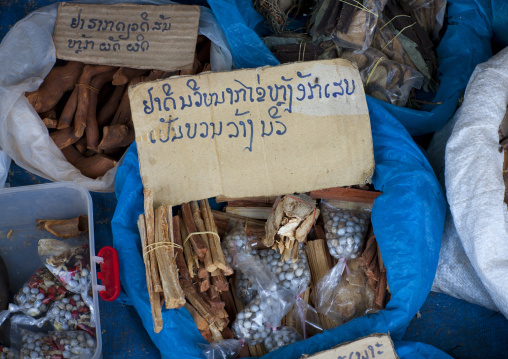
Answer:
xmin=208 ymin=0 xmax=495 ymax=136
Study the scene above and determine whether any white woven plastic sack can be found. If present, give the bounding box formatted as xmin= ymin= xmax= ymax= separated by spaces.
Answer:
xmin=444 ymin=46 xmax=508 ymax=318
xmin=0 ymin=0 xmax=232 ymax=192
xmin=427 ymin=104 xmax=498 ymax=311
xmin=0 ymin=150 xmax=10 ymax=187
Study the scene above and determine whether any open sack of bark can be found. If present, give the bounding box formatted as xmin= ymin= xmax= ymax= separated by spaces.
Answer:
xmin=426 ymin=47 xmax=508 ymax=319
xmin=0 ymin=0 xmax=231 ymax=191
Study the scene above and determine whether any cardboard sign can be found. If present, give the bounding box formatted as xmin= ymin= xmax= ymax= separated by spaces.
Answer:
xmin=301 ymin=334 xmax=398 ymax=359
xmin=53 ymin=3 xmax=200 ymax=72
xmin=129 ymin=59 xmax=374 ymax=206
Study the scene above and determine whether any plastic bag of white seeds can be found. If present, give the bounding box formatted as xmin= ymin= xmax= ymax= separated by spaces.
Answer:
xmin=199 ymin=338 xmax=243 ymax=359
xmin=263 ymin=325 xmax=302 ymax=353
xmin=0 ymin=347 xmax=17 ymax=359
xmin=321 ymin=201 xmax=371 ymax=260
xmin=221 ymin=220 xmax=253 ymax=268
xmin=235 ymin=270 xmax=257 ymax=305
xmin=0 ymin=268 xmax=68 ymax=326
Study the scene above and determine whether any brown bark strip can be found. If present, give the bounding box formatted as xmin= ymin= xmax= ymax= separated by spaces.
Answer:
xmin=190 ymin=201 xmax=216 ymax=272
xmin=180 ymin=216 xmax=198 ymax=278
xmin=374 ymin=272 xmax=387 ymax=309
xmin=172 ymin=215 xmax=193 ymax=293
xmin=98 ymin=124 xmax=129 ymax=151
xmin=186 ymin=291 xmax=217 ymax=324
xmin=112 ymin=67 xmax=149 ymax=85
xmin=143 ymin=189 xmax=163 ymax=293
xmin=57 ymin=87 xmax=79 ymax=129
xmin=200 ymin=200 xmax=229 ymax=271
xmin=27 ymin=61 xmax=85 ymax=113
xmin=310 ymin=187 xmax=382 ymax=203
xmin=181 ymin=203 xmax=208 ymax=261
xmin=42 ymin=118 xmax=58 ymax=128
xmin=137 ymin=214 xmax=163 ymax=333
xmin=359 ymin=235 xmax=377 ymax=267
xmin=86 ymin=69 xmax=116 ymax=152
xmin=36 ymin=215 xmax=88 ymax=238
xmin=74 ymin=65 xmax=117 ymax=138
xmin=377 ymin=244 xmax=386 ymax=273
xmin=97 ymin=84 xmax=126 ymax=127
xmin=60 ymin=146 xmax=116 ymax=179
xmin=184 ymin=303 xmax=211 ymax=340
xmin=50 ymin=127 xmax=81 ymax=149
xmin=155 ymin=204 xmax=186 ymax=309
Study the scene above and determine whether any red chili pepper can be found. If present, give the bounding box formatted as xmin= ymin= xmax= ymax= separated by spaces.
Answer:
xmin=48 ymin=286 xmax=57 ymax=294
xmin=58 ymin=286 xmax=66 ymax=294
xmin=48 ymin=293 xmax=55 ymax=300
xmin=70 ymin=299 xmax=76 ymax=306
xmin=39 ymin=288 xmax=45 ymax=294
xmin=72 ymin=310 xmax=79 ymax=319
xmin=42 ymin=297 xmax=51 ymax=304
xmin=77 ymin=324 xmax=96 ymax=337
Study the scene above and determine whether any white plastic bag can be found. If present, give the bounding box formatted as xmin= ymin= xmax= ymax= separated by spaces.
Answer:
xmin=444 ymin=46 xmax=508 ymax=318
xmin=0 ymin=0 xmax=231 ymax=191
xmin=0 ymin=150 xmax=10 ymax=187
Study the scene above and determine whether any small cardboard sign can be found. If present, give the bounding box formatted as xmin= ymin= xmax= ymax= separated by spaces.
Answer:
xmin=301 ymin=334 xmax=398 ymax=359
xmin=129 ymin=59 xmax=375 ymax=206
xmin=53 ymin=3 xmax=200 ymax=72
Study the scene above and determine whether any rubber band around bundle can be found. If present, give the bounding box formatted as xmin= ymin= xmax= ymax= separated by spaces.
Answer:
xmin=365 ymin=56 xmax=386 ymax=85
xmin=337 ymin=0 xmax=379 ymax=18
xmin=183 ymin=231 xmax=221 ymax=245
xmin=381 ymin=22 xmax=416 ymax=51
xmin=143 ymin=241 xmax=183 ymax=258
xmin=74 ymin=83 xmax=100 ymax=93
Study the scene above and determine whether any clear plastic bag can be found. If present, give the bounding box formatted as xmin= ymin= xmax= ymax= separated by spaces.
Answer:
xmin=39 ymin=240 xmax=91 ymax=295
xmin=332 ymin=0 xmax=388 ymax=54
xmin=221 ymin=220 xmax=253 ymax=268
xmin=45 ymin=295 xmax=92 ymax=332
xmin=256 ymin=247 xmax=311 ymax=295
xmin=0 ymin=268 xmax=68 ymax=325
xmin=235 ymin=270 xmax=257 ymax=305
xmin=232 ymin=296 xmax=272 ymax=345
xmin=341 ymin=47 xmax=424 ymax=107
xmin=314 ymin=258 xmax=376 ymax=325
xmin=0 ymin=347 xmax=17 ymax=359
xmin=321 ymin=202 xmax=371 ymax=260
xmin=199 ymin=339 xmax=243 ymax=359
xmin=397 ymin=0 xmax=447 ymax=40
xmin=263 ymin=325 xmax=302 ymax=353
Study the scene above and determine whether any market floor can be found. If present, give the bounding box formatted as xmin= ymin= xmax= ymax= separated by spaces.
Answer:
xmin=6 ymin=162 xmax=508 ymax=358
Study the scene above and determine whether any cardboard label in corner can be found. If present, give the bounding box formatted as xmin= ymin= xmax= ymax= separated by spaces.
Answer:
xmin=53 ymin=3 xmax=200 ymax=72
xmin=301 ymin=334 xmax=398 ymax=359
xmin=129 ymin=59 xmax=375 ymax=206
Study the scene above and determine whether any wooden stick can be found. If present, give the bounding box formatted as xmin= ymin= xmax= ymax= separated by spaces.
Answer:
xmin=209 ymin=323 xmax=223 ymax=342
xmin=190 ymin=201 xmax=216 ymax=272
xmin=137 ymin=214 xmax=163 ymax=333
xmin=306 ymin=239 xmax=336 ymax=330
xmin=200 ymin=200 xmax=228 ymax=271
xmin=155 ymin=204 xmax=185 ymax=309
xmin=172 ymin=216 xmax=193 ymax=293
xmin=179 ymin=216 xmax=198 ymax=277
xmin=184 ymin=303 xmax=212 ymax=342
xmin=143 ymin=189 xmax=163 ymax=293
xmin=186 ymin=290 xmax=217 ymax=324
xmin=181 ymin=203 xmax=208 ymax=261
xmin=310 ymin=187 xmax=382 ymax=203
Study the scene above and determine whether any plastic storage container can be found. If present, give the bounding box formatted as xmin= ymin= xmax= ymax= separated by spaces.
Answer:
xmin=0 ymin=182 xmax=103 ymax=358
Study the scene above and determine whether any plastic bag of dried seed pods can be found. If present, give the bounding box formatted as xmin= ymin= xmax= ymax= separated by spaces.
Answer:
xmin=263 ymin=325 xmax=302 ymax=353
xmin=199 ymin=339 xmax=243 ymax=359
xmin=313 ymin=257 xmax=347 ymax=323
xmin=341 ymin=47 xmax=424 ymax=107
xmin=331 ymin=0 xmax=388 ymax=54
xmin=0 ymin=268 xmax=68 ymax=326
xmin=38 ymin=240 xmax=91 ymax=296
xmin=321 ymin=201 xmax=371 ymax=260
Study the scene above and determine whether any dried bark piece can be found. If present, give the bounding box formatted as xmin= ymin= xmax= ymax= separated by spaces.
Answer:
xmin=42 ymin=118 xmax=58 ymax=129
xmin=86 ymin=69 xmax=116 ymax=152
xmin=27 ymin=61 xmax=85 ymax=113
xmin=36 ymin=215 xmax=88 ymax=238
xmin=98 ymin=124 xmax=129 ymax=151
xmin=50 ymin=127 xmax=81 ymax=149
xmin=60 ymin=146 xmax=116 ymax=179
xmin=74 ymin=65 xmax=117 ymax=138
xmin=181 ymin=203 xmax=208 ymax=261
xmin=144 ymin=189 xmax=163 ymax=293
xmin=191 ymin=201 xmax=216 ymax=272
xmin=57 ymin=87 xmax=79 ymax=130
xmin=112 ymin=67 xmax=149 ymax=85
